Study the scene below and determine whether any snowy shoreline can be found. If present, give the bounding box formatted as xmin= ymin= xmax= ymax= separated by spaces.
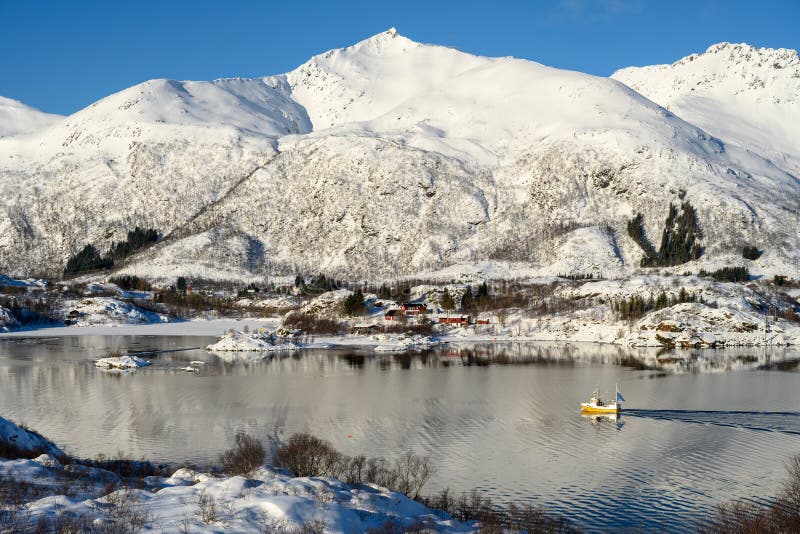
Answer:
xmin=2 ymin=315 xmax=797 ymax=351
xmin=0 ymin=416 xmax=481 ymax=533
xmin=3 ymin=274 xmax=800 ymax=351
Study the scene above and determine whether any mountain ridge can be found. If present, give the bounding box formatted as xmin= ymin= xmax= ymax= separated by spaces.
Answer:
xmin=0 ymin=96 xmax=63 ymax=138
xmin=612 ymin=41 xmax=800 ymax=177
xmin=1 ymin=31 xmax=798 ymax=281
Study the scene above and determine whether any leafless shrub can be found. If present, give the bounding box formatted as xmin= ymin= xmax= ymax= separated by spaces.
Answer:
xmin=701 ymin=453 xmax=800 ymax=533
xmin=283 ymin=313 xmax=341 ymax=335
xmin=180 ymin=514 xmax=192 ymax=534
xmin=274 ymin=433 xmax=343 ymax=478
xmin=364 ymin=457 xmax=398 ymax=490
xmin=0 ymin=467 xmax=30 ymax=507
xmin=366 ymin=518 xmax=430 ymax=533
xmin=392 ymin=451 xmax=434 ymax=500
xmin=0 ymin=502 xmax=31 ymax=533
xmin=421 ymin=488 xmax=575 ymax=533
xmin=219 ymin=431 xmax=265 ymax=476
xmin=365 ymin=520 xmax=406 ymax=534
xmin=102 ymin=487 xmax=153 ymax=533
xmin=43 ymin=511 xmax=96 ymax=533
xmin=254 ymin=515 xmax=326 ymax=534
xmin=298 ymin=519 xmax=327 ymax=534
xmin=274 ymin=433 xmax=435 ymax=501
xmin=382 ymin=322 xmax=437 ymax=336
xmin=196 ymin=489 xmax=219 ymax=524
xmin=342 ymin=455 xmax=367 ymax=485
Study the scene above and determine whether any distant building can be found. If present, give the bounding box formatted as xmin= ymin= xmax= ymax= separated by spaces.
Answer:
xmin=438 ymin=314 xmax=470 ymax=326
xmin=401 ymin=302 xmax=427 ymax=316
xmin=384 ymin=309 xmax=404 ymax=321
xmin=352 ymin=323 xmax=381 ymax=335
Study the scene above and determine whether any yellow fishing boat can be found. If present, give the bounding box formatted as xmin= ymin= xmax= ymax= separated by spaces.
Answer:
xmin=580 ymin=383 xmax=624 ymax=414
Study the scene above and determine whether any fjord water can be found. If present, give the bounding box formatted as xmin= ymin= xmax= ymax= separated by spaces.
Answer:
xmin=1 ymin=336 xmax=799 ymax=532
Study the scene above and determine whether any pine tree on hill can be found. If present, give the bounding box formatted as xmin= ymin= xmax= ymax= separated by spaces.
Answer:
xmin=440 ymin=288 xmax=455 ymax=311
xmin=63 ymin=244 xmax=113 ymax=275
xmin=460 ymin=289 xmax=473 ymax=311
xmin=628 ymin=202 xmax=702 ymax=268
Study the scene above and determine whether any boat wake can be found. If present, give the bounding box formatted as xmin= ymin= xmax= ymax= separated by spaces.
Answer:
xmin=625 ymin=409 xmax=800 ymax=436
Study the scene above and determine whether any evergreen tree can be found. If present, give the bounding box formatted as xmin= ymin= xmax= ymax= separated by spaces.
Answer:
xmin=477 ymin=281 xmax=489 ymax=298
xmin=63 ymin=244 xmax=113 ymax=275
xmin=378 ymin=283 xmax=391 ymax=299
xmin=742 ymin=245 xmax=762 ymax=260
xmin=678 ymin=287 xmax=688 ymax=303
xmin=626 ymin=214 xmax=658 ymax=265
xmin=440 ymin=288 xmax=455 ymax=311
xmin=342 ymin=289 xmax=365 ymax=316
xmin=654 ymin=202 xmax=703 ymax=267
xmin=698 ymin=266 xmax=749 ymax=283
xmin=628 ymin=202 xmax=703 ymax=268
xmin=460 ymin=289 xmax=473 ymax=311
xmin=176 ymin=276 xmax=187 ymax=293
xmin=107 ymin=227 xmax=159 ymax=261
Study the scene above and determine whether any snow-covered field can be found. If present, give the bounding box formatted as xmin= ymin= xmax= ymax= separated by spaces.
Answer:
xmin=0 ymin=416 xmax=473 ymax=533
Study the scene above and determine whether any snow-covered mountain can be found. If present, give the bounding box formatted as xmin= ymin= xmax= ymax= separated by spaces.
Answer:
xmin=0 ymin=96 xmax=62 ymax=137
xmin=1 ymin=30 xmax=798 ymax=281
xmin=612 ymin=42 xmax=800 ymax=177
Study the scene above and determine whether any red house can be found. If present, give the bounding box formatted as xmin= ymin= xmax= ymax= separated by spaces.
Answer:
xmin=438 ymin=314 xmax=470 ymax=326
xmin=384 ymin=309 xmax=404 ymax=321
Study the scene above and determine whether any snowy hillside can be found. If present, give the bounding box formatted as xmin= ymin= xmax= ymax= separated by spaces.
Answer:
xmin=0 ymin=96 xmax=62 ymax=137
xmin=612 ymin=42 xmax=800 ymax=177
xmin=1 ymin=31 xmax=799 ymax=281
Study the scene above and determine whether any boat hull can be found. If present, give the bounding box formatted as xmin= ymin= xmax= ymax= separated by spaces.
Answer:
xmin=580 ymin=403 xmax=620 ymax=414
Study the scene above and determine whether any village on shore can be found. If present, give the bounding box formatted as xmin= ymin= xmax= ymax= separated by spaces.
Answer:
xmin=3 ymin=269 xmax=800 ymax=355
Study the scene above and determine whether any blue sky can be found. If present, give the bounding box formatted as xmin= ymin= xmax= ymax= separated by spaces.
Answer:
xmin=1 ymin=0 xmax=798 ymax=115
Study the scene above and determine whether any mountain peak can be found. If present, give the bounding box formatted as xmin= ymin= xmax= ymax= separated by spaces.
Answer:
xmin=691 ymin=41 xmax=800 ymax=68
xmin=345 ymin=27 xmax=419 ymax=55
xmin=0 ymin=96 xmax=63 ymax=137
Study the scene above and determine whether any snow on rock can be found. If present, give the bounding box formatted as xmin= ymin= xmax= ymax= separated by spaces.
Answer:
xmin=4 ymin=461 xmax=473 ymax=533
xmin=0 ymin=416 xmax=64 ymax=458
xmin=94 ymin=354 xmax=152 ymax=369
xmin=207 ymin=330 xmax=302 ymax=352
xmin=63 ymin=297 xmax=170 ymax=326
xmin=235 ymin=294 xmax=302 ymax=309
xmin=0 ymin=273 xmax=47 ymax=289
xmin=292 ymin=289 xmax=352 ymax=318
xmin=626 ymin=303 xmax=781 ymax=348
xmin=0 ymin=304 xmax=20 ymax=332
xmin=373 ymin=334 xmax=441 ymax=352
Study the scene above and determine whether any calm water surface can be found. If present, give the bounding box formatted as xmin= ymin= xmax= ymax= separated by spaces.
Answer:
xmin=1 ymin=335 xmax=799 ymax=532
